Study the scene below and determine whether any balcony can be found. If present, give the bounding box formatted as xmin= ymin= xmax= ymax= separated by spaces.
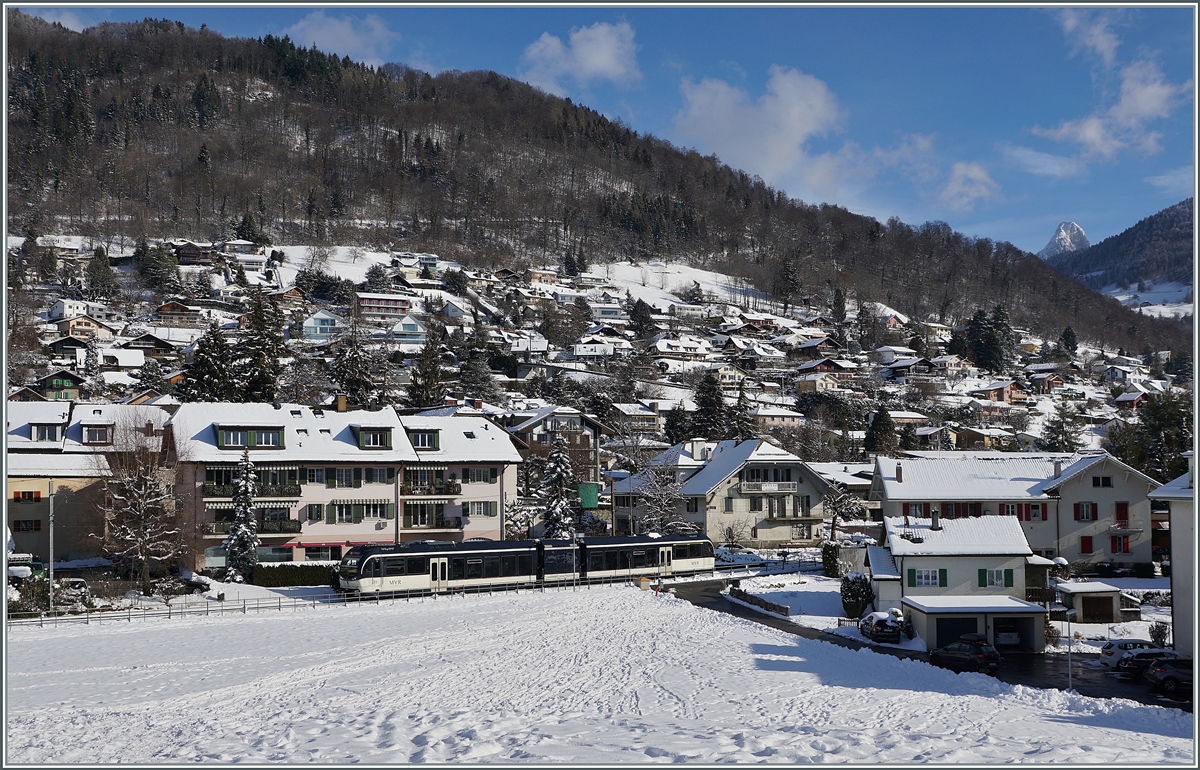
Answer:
xmin=1108 ymin=520 xmax=1144 ymax=534
xmin=202 ymin=483 xmax=301 ymax=498
xmin=203 ymin=518 xmax=303 ymax=535
xmin=739 ymin=481 xmax=798 ymax=493
xmin=406 ymin=515 xmax=464 ymax=531
xmin=401 ymin=482 xmax=462 ymax=496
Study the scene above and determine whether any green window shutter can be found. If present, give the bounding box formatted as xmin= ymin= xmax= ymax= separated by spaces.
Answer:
xmin=1004 ymin=569 xmax=1013 ymax=588
xmin=432 ymin=432 xmax=440 ymax=450
xmin=490 ymin=501 xmax=498 ymax=517
xmin=353 ymin=505 xmax=364 ymax=524
xmin=489 ymin=467 xmax=498 ymax=483
xmin=277 ymin=430 xmax=285 ymax=449
xmin=365 ymin=468 xmax=376 ymax=484
xmin=356 ymin=428 xmax=365 ymax=449
xmin=403 ymin=506 xmax=412 ymax=528
xmin=978 ymin=568 xmax=987 ymax=588
xmin=353 ymin=468 xmax=362 ymax=488
xmin=298 ymin=467 xmax=307 ymax=485
xmin=325 ymin=504 xmax=335 ymax=525
xmin=386 ymin=467 xmax=396 ymax=484
xmin=938 ymin=569 xmax=947 ymax=588
xmin=386 ymin=503 xmax=396 ymax=519
xmin=907 ymin=568 xmax=916 ymax=588
xmin=216 ymin=429 xmax=225 ymax=449
xmin=248 ymin=431 xmax=257 ymax=447
xmin=326 ymin=468 xmax=336 ymax=488
xmin=385 ymin=430 xmax=393 ymax=448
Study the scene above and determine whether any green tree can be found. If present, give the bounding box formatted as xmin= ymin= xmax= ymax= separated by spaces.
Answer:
xmin=539 ymin=433 xmax=577 ymax=539
xmin=133 ymin=357 xmax=168 ymax=394
xmin=223 ymin=449 xmax=260 ymax=583
xmin=690 ymin=372 xmax=727 ymax=440
xmin=442 ymin=268 xmax=470 ymax=296
xmin=725 ymin=381 xmax=758 ymax=441
xmin=864 ymin=409 xmax=897 ymax=455
xmin=1058 ymin=326 xmax=1078 ymax=356
xmin=363 ymin=263 xmax=392 ymax=293
xmin=84 ymin=246 xmax=120 ymax=301
xmin=1038 ymin=402 xmax=1083 ymax=452
xmin=404 ymin=338 xmax=446 ymax=409
xmin=237 ymin=288 xmax=285 ymax=402
xmin=459 ymin=353 xmax=501 ymax=403
xmin=663 ymin=403 xmax=691 ymax=445
xmin=773 ymin=255 xmax=801 ymax=314
xmin=176 ymin=321 xmax=239 ymax=401
xmin=629 ymin=298 xmax=655 ymax=339
xmin=329 ymin=313 xmax=381 ymax=407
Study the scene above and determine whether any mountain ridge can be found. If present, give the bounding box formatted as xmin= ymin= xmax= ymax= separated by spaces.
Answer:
xmin=1037 ymin=221 xmax=1089 ymax=260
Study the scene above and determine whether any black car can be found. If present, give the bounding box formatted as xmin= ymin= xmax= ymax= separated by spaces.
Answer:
xmin=150 ymin=574 xmax=211 ymax=595
xmin=859 ymin=612 xmax=902 ymax=644
xmin=1114 ymin=648 xmax=1178 ymax=676
xmin=929 ymin=633 xmax=1001 ymax=674
xmin=1144 ymin=658 xmax=1192 ymax=698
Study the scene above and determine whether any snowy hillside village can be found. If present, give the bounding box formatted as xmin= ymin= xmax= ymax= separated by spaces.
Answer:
xmin=5 ymin=234 xmax=1195 ymax=659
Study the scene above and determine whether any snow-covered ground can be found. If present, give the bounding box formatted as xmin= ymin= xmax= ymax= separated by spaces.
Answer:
xmin=1102 ymin=280 xmax=1193 ymax=319
xmin=5 ymin=584 xmax=1191 ymax=763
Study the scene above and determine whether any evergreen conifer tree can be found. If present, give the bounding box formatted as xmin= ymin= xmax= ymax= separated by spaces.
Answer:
xmin=223 ymin=449 xmax=260 ymax=583
xmin=176 ymin=320 xmax=238 ymax=401
xmin=459 ymin=353 xmax=501 ymax=403
xmin=1059 ymin=326 xmax=1078 ymax=357
xmin=364 ymin=263 xmax=392 ymax=293
xmin=725 ymin=381 xmax=758 ymax=441
xmin=82 ymin=335 xmax=105 ymax=398
xmin=690 ymin=373 xmax=727 ymax=440
xmin=1038 ymin=402 xmax=1084 ymax=452
xmin=864 ymin=409 xmax=898 ymax=455
xmin=663 ymin=403 xmax=691 ymax=445
xmin=328 ymin=313 xmax=381 ymax=407
xmin=84 ymin=246 xmax=120 ymax=301
xmin=134 ymin=356 xmax=168 ymax=393
xmin=404 ymin=338 xmax=446 ymax=409
xmin=629 ymin=298 xmax=654 ymax=339
xmin=237 ymin=288 xmax=285 ymax=402
xmin=540 ymin=433 xmax=576 ymax=539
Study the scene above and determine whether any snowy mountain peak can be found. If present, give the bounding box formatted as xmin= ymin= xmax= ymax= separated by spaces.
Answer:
xmin=1037 ymin=221 xmax=1089 ymax=259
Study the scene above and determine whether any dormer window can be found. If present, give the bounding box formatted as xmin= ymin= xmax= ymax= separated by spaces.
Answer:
xmin=256 ymin=430 xmax=281 ymax=447
xmin=35 ymin=425 xmax=59 ymax=441
xmin=356 ymin=427 xmax=392 ymax=449
xmin=223 ymin=430 xmax=248 ymax=447
xmin=84 ymin=425 xmax=112 ymax=445
xmin=216 ymin=426 xmax=285 ymax=449
xmin=408 ymin=431 xmax=439 ymax=450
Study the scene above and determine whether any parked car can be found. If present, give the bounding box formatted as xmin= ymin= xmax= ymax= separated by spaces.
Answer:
xmin=993 ymin=623 xmax=1021 ymax=646
xmin=859 ymin=611 xmax=902 ymax=644
xmin=150 ymin=575 xmax=211 ymax=596
xmin=929 ymin=633 xmax=1001 ymax=674
xmin=1144 ymin=658 xmax=1192 ymax=698
xmin=57 ymin=577 xmax=90 ymax=604
xmin=1114 ymin=648 xmax=1179 ymax=675
xmin=1100 ymin=639 xmax=1156 ymax=668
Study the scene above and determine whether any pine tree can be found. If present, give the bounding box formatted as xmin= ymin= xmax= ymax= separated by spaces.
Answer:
xmin=223 ymin=449 xmax=260 ymax=583
xmin=237 ymin=288 xmax=285 ymax=403
xmin=459 ymin=353 xmax=501 ymax=403
xmin=663 ymin=403 xmax=691 ymax=445
xmin=134 ymin=357 xmax=168 ymax=393
xmin=629 ymin=298 xmax=654 ymax=339
xmin=690 ymin=372 xmax=727 ymax=440
xmin=82 ymin=335 xmax=106 ymax=398
xmin=725 ymin=381 xmax=758 ymax=441
xmin=404 ymin=338 xmax=446 ymax=409
xmin=540 ymin=433 xmax=576 ymax=539
xmin=1059 ymin=326 xmax=1078 ymax=356
xmin=84 ymin=246 xmax=120 ymax=301
xmin=329 ymin=313 xmax=381 ymax=407
xmin=773 ymin=255 xmax=801 ymax=313
xmin=864 ymin=409 xmax=898 ymax=455
xmin=831 ymin=286 xmax=847 ymax=327
xmin=364 ymin=263 xmax=392 ymax=293
xmin=898 ymin=423 xmax=920 ymax=451
xmin=176 ymin=321 xmax=239 ymax=401
xmin=1038 ymin=402 xmax=1083 ymax=452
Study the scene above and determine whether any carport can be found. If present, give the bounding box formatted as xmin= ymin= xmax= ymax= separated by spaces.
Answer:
xmin=901 ymin=595 xmax=1047 ymax=652
xmin=1054 ymin=581 xmax=1123 ymax=623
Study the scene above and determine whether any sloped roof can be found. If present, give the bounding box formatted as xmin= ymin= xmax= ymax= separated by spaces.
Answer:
xmin=884 ymin=515 xmax=1031 ymax=556
xmin=395 ymin=415 xmax=522 ymax=463
xmin=875 ymin=454 xmax=1107 ymax=501
xmin=679 ymin=439 xmax=802 ymax=496
xmin=866 ymin=545 xmax=900 ymax=579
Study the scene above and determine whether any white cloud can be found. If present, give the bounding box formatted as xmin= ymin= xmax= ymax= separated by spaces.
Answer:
xmin=1144 ymin=164 xmax=1194 ymax=198
xmin=1032 ymin=60 xmax=1189 ymax=160
xmin=280 ymin=11 xmax=399 ymax=68
xmin=938 ymin=162 xmax=1001 ymax=211
xmin=1000 ymin=144 xmax=1087 ymax=179
xmin=27 ymin=7 xmax=90 ymax=32
xmin=672 ymin=65 xmax=845 ymax=196
xmin=1057 ymin=9 xmax=1121 ymax=69
xmin=520 ymin=21 xmax=641 ymax=96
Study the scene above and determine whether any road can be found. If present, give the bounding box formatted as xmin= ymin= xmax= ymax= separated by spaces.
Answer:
xmin=671 ymin=578 xmax=1191 ymax=712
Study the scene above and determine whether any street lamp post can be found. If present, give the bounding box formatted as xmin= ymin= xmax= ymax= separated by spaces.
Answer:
xmin=1066 ymin=607 xmax=1077 ymax=692
xmin=47 ymin=480 xmax=55 ymax=615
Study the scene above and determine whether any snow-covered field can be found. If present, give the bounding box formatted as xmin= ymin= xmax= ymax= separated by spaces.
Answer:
xmin=1102 ymin=280 xmax=1194 ymax=319
xmin=6 ymin=584 xmax=1191 ymax=764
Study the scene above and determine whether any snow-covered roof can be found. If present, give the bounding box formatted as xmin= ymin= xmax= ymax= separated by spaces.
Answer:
xmin=883 ymin=515 xmax=1032 ymax=556
xmin=875 ymin=453 xmax=1108 ymax=501
xmin=866 ymin=545 xmax=900 ymax=579
xmin=901 ymin=595 xmax=1046 ymax=614
xmin=6 ymin=402 xmax=73 ymax=451
xmin=1149 ymin=468 xmax=1193 ymax=501
xmin=803 ymin=462 xmax=874 ymax=489
xmin=1054 ymin=580 xmax=1122 ymax=595
xmin=678 ymin=439 xmax=803 ymax=496
xmin=396 ymin=415 xmax=522 ymax=463
xmin=62 ymin=404 xmax=172 ymax=453
xmin=168 ymin=403 xmax=419 ymax=463
xmin=5 ymin=451 xmax=109 ymax=477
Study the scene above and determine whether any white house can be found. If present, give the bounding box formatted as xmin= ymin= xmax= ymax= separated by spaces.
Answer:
xmin=1149 ymin=453 xmax=1193 ymax=657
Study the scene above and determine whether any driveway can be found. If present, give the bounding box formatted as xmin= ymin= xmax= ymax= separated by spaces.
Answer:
xmin=671 ymin=578 xmax=1190 ymax=712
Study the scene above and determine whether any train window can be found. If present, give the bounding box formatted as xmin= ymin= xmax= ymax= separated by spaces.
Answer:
xmin=371 ymin=560 xmax=383 ymax=578
xmin=518 ymin=553 xmax=533 ymax=575
xmin=674 ymin=545 xmax=688 ymax=561
xmin=484 ymin=556 xmax=501 ymax=578
xmin=701 ymin=542 xmax=714 ymax=558
xmin=466 ymin=559 xmax=483 ymax=579
xmin=385 ymin=557 xmax=406 ymax=576
xmin=450 ymin=558 xmax=466 ymax=581
xmin=632 ymin=550 xmax=646 ymax=568
xmin=501 ymin=555 xmax=517 ymax=577
xmin=589 ymin=552 xmax=605 ymax=571
xmin=406 ymin=556 xmax=427 ymax=575
xmin=605 ymin=550 xmax=619 ymax=571
xmin=688 ymin=544 xmax=702 ymax=559
xmin=619 ymin=550 xmax=631 ymax=570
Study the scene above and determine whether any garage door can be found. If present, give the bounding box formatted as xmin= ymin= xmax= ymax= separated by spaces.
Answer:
xmin=936 ymin=617 xmax=979 ymax=648
xmin=1081 ymin=595 xmax=1113 ymax=623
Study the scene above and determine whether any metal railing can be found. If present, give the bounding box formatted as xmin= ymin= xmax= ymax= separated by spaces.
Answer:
xmin=739 ymin=482 xmax=798 ymax=493
xmin=204 ymin=519 xmax=303 ymax=535
xmin=1107 ymin=520 xmax=1144 ymax=534
xmin=401 ymin=482 xmax=462 ymax=496
xmin=202 ymin=483 xmax=301 ymax=498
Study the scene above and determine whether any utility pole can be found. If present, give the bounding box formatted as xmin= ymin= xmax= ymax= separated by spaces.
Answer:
xmin=48 ymin=479 xmax=55 ymax=615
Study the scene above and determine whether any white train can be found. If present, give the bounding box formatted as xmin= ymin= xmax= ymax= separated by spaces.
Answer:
xmin=336 ymin=534 xmax=715 ymax=596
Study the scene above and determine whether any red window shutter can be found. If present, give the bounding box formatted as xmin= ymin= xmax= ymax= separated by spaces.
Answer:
xmin=1041 ymin=505 xmax=1047 ymax=521
xmin=33 ymin=491 xmax=41 ymax=501
xmin=1116 ymin=502 xmax=1129 ymax=521
xmin=1081 ymin=535 xmax=1093 ymax=554
xmin=1073 ymin=503 xmax=1080 ymax=521
xmin=1111 ymin=536 xmax=1119 ymax=554
xmin=923 ymin=502 xmax=930 ymax=517
xmin=12 ymin=491 xmax=20 ymax=502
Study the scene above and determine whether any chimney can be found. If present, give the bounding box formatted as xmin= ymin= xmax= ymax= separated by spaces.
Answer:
xmin=931 ymin=507 xmax=941 ymax=531
xmin=1053 ymin=459 xmax=1061 ymax=478
xmin=473 ymin=399 xmax=483 ymax=409
xmin=895 ymin=462 xmax=903 ymax=483
xmin=335 ymin=394 xmax=347 ymax=413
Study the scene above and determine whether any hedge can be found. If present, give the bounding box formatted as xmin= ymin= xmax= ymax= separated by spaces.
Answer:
xmin=250 ymin=563 xmax=337 ymax=588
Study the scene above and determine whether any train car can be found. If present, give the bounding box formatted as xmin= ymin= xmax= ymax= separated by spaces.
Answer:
xmin=337 ymin=540 xmax=456 ymax=595
xmin=579 ymin=534 xmax=715 ymax=583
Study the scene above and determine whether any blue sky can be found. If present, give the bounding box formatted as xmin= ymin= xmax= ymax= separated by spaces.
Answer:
xmin=23 ymin=5 xmax=1196 ymax=254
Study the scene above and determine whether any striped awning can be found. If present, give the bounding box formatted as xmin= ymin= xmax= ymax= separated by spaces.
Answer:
xmin=205 ymin=501 xmax=299 ymax=510
xmin=406 ymin=499 xmax=450 ymax=505
xmin=407 ymin=464 xmax=448 ymax=471
xmin=331 ymin=499 xmax=393 ymax=506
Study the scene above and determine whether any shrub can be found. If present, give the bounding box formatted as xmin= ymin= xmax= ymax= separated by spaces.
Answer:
xmin=1132 ymin=562 xmax=1155 ymax=579
xmin=1095 ymin=562 xmax=1115 ymax=578
xmin=1149 ymin=620 xmax=1171 ymax=649
xmin=840 ymin=571 xmax=873 ymax=619
xmin=1044 ymin=618 xmax=1062 ymax=647
xmin=250 ymin=563 xmax=338 ymax=588
xmin=822 ymin=541 xmax=842 ymax=578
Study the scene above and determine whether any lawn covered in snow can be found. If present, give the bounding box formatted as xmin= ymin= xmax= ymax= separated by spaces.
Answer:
xmin=5 ymin=584 xmax=1191 ymax=764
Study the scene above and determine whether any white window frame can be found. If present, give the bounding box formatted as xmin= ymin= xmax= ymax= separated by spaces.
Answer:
xmin=224 ymin=430 xmax=247 ymax=447
xmin=256 ymin=430 xmax=281 ymax=447
xmin=307 ymin=468 xmax=324 ymax=484
xmin=335 ymin=468 xmax=355 ymax=488
xmin=35 ymin=425 xmax=58 ymax=441
xmin=335 ymin=504 xmax=354 ymax=523
xmin=914 ymin=569 xmax=939 ymax=587
xmin=1001 ymin=503 xmax=1017 ymax=516
xmin=362 ymin=430 xmax=387 ymax=447
xmin=1079 ymin=502 xmax=1094 ymax=521
xmin=363 ymin=503 xmax=387 ymax=518
xmin=410 ymin=432 xmax=433 ymax=449
xmin=985 ymin=568 xmax=1005 ymax=586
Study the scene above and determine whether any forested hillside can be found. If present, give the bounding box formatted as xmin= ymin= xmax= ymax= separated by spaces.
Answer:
xmin=1047 ymin=198 xmax=1193 ymax=291
xmin=5 ymin=10 xmax=1189 ymax=352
